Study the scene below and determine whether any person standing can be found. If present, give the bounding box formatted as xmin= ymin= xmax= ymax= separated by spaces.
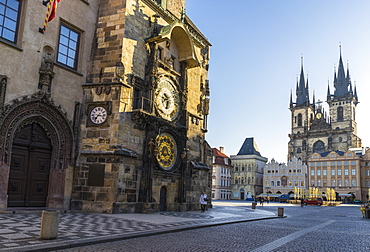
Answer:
xmin=199 ymin=192 xmax=207 ymax=212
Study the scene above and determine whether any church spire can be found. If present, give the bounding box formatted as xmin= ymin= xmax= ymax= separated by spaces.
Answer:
xmin=295 ymin=57 xmax=310 ymax=106
xmin=334 ymin=45 xmax=350 ymax=97
xmin=290 ymin=89 xmax=293 ymax=108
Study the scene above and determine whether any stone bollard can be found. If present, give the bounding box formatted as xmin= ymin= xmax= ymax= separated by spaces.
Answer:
xmin=278 ymin=207 xmax=284 ymax=217
xmin=40 ymin=210 xmax=60 ymax=240
xmin=252 ymin=202 xmax=257 ymax=209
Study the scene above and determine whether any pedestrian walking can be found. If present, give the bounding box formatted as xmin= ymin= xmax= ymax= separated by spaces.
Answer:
xmin=266 ymin=195 xmax=270 ymax=204
xmin=199 ymin=192 xmax=208 ymax=212
xmin=301 ymin=198 xmax=304 ymax=207
xmin=259 ymin=197 xmax=264 ymax=206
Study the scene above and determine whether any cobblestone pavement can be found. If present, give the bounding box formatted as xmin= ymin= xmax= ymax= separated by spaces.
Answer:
xmin=54 ymin=203 xmax=369 ymax=252
xmin=0 ymin=201 xmax=278 ymax=252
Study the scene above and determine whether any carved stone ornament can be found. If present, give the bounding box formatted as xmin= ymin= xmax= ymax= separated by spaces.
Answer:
xmin=38 ymin=53 xmax=55 ymax=93
xmin=0 ymin=92 xmax=74 ymax=168
xmin=0 ymin=75 xmax=7 ymax=113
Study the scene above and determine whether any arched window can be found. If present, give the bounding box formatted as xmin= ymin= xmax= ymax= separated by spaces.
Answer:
xmin=248 ymin=177 xmax=251 ymax=184
xmin=313 ymin=140 xmax=325 ymax=154
xmin=297 ymin=147 xmax=301 ymax=153
xmin=281 ymin=176 xmax=287 ymax=186
xmin=337 ymin=106 xmax=343 ymax=120
xmin=298 ymin=113 xmax=302 ymax=126
xmin=248 ymin=165 xmax=251 ymax=171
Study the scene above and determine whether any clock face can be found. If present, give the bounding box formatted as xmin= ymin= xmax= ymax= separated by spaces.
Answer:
xmin=156 ymin=133 xmax=177 ymax=171
xmin=90 ymin=106 xmax=107 ymax=124
xmin=316 ymin=113 xmax=322 ymax=119
xmin=155 ymin=78 xmax=180 ymax=121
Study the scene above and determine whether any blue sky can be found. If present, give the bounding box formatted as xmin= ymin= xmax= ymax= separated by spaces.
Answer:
xmin=186 ymin=0 xmax=370 ymax=162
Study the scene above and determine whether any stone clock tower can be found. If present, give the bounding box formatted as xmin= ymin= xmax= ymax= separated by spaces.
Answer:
xmin=72 ymin=0 xmax=212 ymax=213
xmin=288 ymin=51 xmax=361 ymax=163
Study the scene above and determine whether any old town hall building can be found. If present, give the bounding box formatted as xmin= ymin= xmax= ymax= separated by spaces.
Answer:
xmin=0 ymin=0 xmax=211 ymax=213
xmin=288 ymin=51 xmax=361 ymax=163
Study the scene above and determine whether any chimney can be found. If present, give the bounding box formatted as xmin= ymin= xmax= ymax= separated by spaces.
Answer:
xmin=219 ymin=146 xmax=224 ymax=153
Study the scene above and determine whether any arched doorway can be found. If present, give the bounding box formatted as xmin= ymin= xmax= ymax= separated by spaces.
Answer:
xmin=159 ymin=186 xmax=167 ymax=211
xmin=7 ymin=124 xmax=52 ymax=207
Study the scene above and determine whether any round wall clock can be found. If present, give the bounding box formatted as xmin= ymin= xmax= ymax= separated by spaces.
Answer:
xmin=316 ymin=113 xmax=322 ymax=119
xmin=90 ymin=106 xmax=107 ymax=124
xmin=155 ymin=77 xmax=180 ymax=121
xmin=156 ymin=133 xmax=177 ymax=171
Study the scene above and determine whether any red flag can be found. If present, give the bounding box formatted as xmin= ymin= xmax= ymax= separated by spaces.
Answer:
xmin=48 ymin=0 xmax=61 ymax=22
xmin=40 ymin=0 xmax=60 ymax=33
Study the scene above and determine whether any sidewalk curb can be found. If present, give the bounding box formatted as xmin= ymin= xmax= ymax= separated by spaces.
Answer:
xmin=11 ymin=216 xmax=285 ymax=252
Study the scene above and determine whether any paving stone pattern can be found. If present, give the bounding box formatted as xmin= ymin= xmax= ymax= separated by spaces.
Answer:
xmin=0 ymin=203 xmax=277 ymax=251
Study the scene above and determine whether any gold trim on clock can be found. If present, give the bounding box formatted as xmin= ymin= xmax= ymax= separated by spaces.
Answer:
xmin=156 ymin=133 xmax=177 ymax=170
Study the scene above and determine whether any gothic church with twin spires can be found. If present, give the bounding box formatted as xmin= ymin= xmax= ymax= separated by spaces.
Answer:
xmin=288 ymin=50 xmax=361 ymax=163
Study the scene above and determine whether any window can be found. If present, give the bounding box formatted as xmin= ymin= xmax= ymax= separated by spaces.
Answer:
xmin=337 ymin=169 xmax=342 ymax=176
xmin=323 ymin=180 xmax=327 ymax=186
xmin=344 ymin=161 xmax=348 ymax=165
xmin=352 ymin=169 xmax=356 ymax=175
xmin=331 ymin=161 xmax=335 ymax=166
xmin=351 ymin=161 xmax=356 ymax=165
xmin=337 ymin=106 xmax=343 ymax=120
xmin=294 ymin=181 xmax=298 ymax=186
xmin=331 ymin=169 xmax=335 ymax=176
xmin=271 ymin=181 xmax=275 ymax=186
xmin=317 ymin=180 xmax=321 ymax=186
xmin=288 ymin=181 xmax=293 ymax=187
xmin=331 ymin=180 xmax=336 ymax=187
xmin=317 ymin=170 xmax=321 ymax=176
xmin=344 ymin=180 xmax=349 ymax=186
xmin=352 ymin=180 xmax=356 ymax=187
xmin=265 ymin=181 xmax=269 ymax=186
xmin=311 ymin=170 xmax=314 ymax=176
xmin=317 ymin=162 xmax=321 ymax=166
xmin=366 ymin=181 xmax=370 ymax=188
xmin=337 ymin=180 xmax=342 ymax=187
xmin=323 ymin=169 xmax=327 ymax=176
xmin=322 ymin=162 xmax=327 ymax=166
xmin=311 ymin=180 xmax=315 ymax=186
xmin=344 ymin=169 xmax=349 ymax=175
xmin=298 ymin=113 xmax=302 ymax=126
xmin=337 ymin=161 xmax=341 ymax=166
xmin=0 ymin=0 xmax=20 ymax=42
xmin=310 ymin=163 xmax=315 ymax=166
xmin=157 ymin=47 xmax=163 ymax=60
xmin=347 ymin=153 xmax=352 ymax=157
xmin=57 ymin=24 xmax=80 ymax=69
xmin=300 ymin=181 xmax=305 ymax=187
xmin=277 ymin=181 xmax=280 ymax=186
xmin=366 ymin=170 xmax=370 ymax=176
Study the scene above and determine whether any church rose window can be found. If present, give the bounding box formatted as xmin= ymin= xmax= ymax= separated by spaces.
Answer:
xmin=313 ymin=140 xmax=325 ymax=154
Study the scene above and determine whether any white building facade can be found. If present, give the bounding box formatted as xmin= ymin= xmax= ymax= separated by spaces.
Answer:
xmin=212 ymin=147 xmax=232 ymax=200
xmin=263 ymin=157 xmax=307 ymax=195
